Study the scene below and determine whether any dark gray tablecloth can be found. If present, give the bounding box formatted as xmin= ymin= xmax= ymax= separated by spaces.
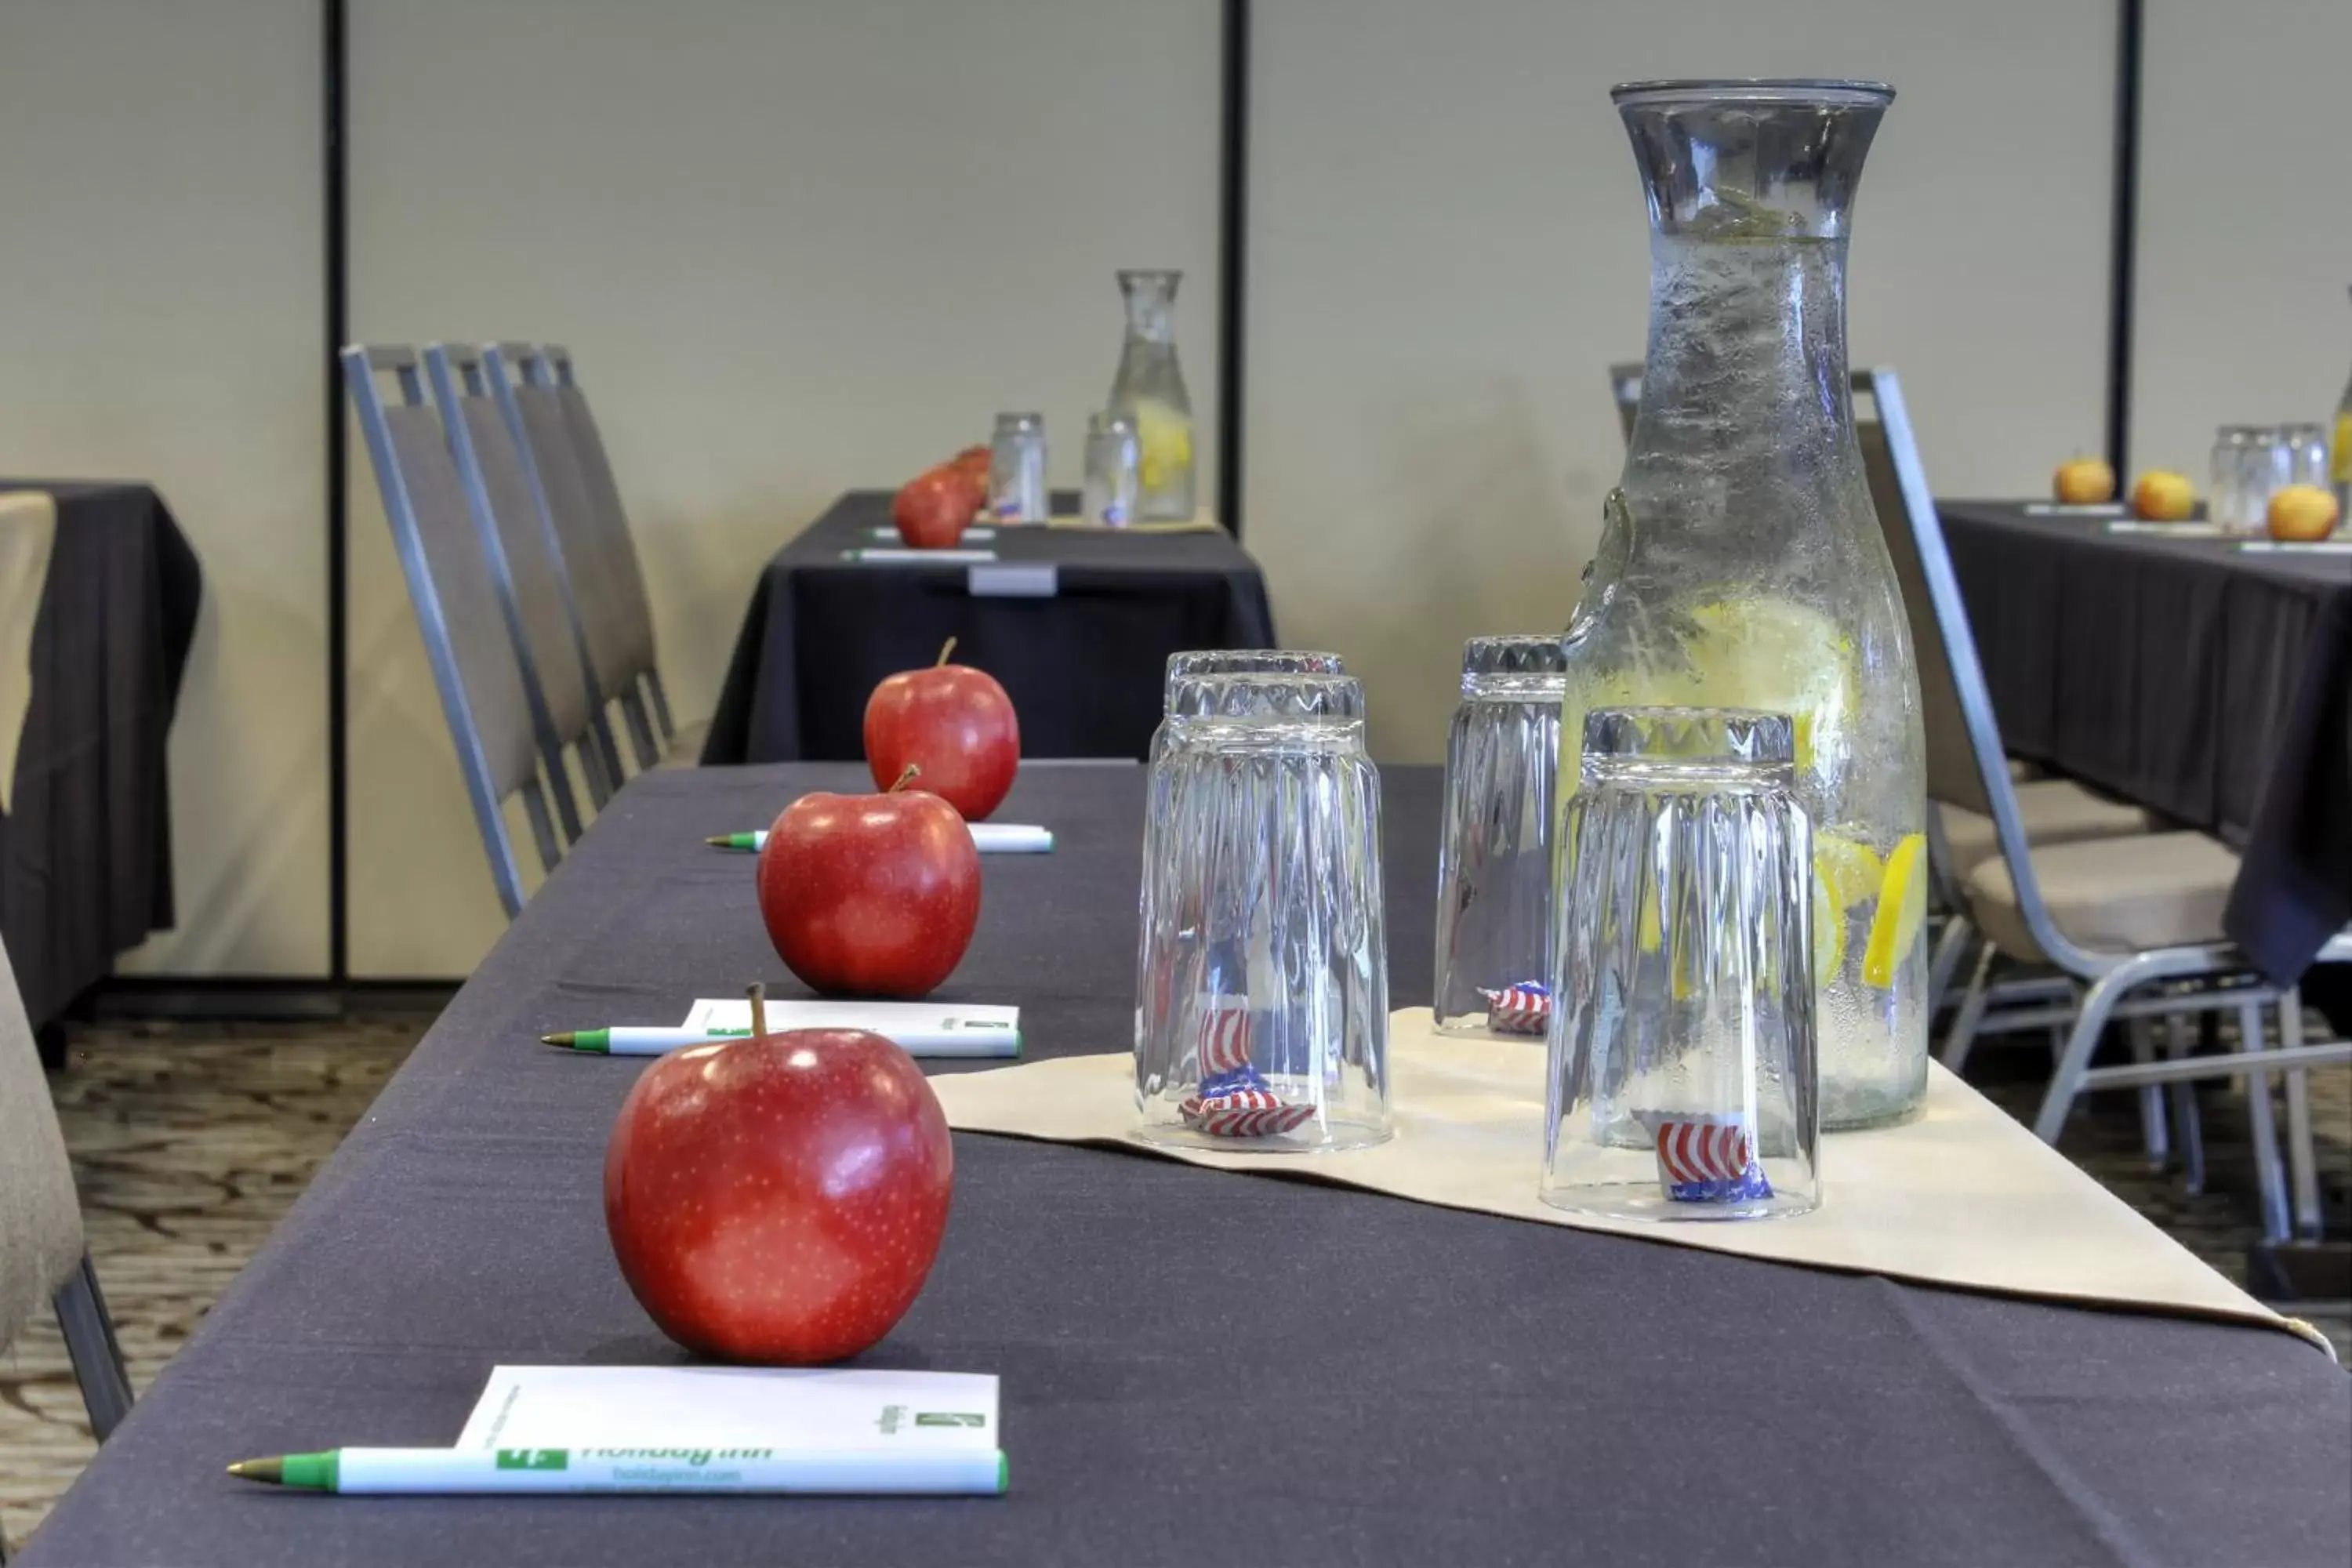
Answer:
xmin=21 ymin=764 xmax=2350 ymax=1568
xmin=699 ymin=492 xmax=1276 ymax=765
xmin=0 ymin=481 xmax=200 ymax=1028
xmin=1939 ymin=501 xmax=2351 ymax=985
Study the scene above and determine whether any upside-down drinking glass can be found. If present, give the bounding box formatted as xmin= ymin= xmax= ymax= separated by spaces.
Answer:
xmin=1541 ymin=707 xmax=1820 ymax=1221
xmin=1433 ymin=636 xmax=1568 ymax=1036
xmin=1150 ymin=650 xmax=1347 ymax=761
xmin=1134 ymin=673 xmax=1390 ymax=1152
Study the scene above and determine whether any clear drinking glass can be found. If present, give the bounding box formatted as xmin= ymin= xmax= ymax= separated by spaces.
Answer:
xmin=1106 ymin=270 xmax=1196 ymax=521
xmin=2280 ymin=423 xmax=2330 ymax=490
xmin=989 ymin=412 xmax=1047 ymax=524
xmin=1150 ymin=650 xmax=1347 ymax=762
xmin=1433 ymin=636 xmax=1568 ymax=1036
xmin=2210 ymin=426 xmax=2257 ymax=531
xmin=1541 ymin=707 xmax=1820 ymax=1221
xmin=1134 ymin=673 xmax=1389 ymax=1152
xmin=1082 ymin=412 xmax=1141 ymax=528
xmin=1566 ymin=81 xmax=1926 ymax=1128
xmin=2236 ymin=426 xmax=2291 ymax=532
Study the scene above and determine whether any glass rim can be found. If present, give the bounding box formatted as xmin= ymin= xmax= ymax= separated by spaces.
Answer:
xmin=1581 ymin=705 xmax=1796 ymax=768
xmin=1611 ymin=78 xmax=1893 ymax=109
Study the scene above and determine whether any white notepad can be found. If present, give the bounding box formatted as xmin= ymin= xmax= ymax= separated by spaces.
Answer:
xmin=457 ymin=1366 xmax=1000 ymax=1452
xmin=679 ymin=998 xmax=1020 ymax=1055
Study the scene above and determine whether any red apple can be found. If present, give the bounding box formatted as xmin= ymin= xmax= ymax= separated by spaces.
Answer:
xmin=758 ymin=776 xmax=980 ymax=997
xmin=604 ymin=1029 xmax=953 ymax=1364
xmin=864 ymin=641 xmax=1020 ymax=820
xmin=949 ymin=445 xmax=993 ymax=493
xmin=894 ymin=466 xmax=979 ymax=550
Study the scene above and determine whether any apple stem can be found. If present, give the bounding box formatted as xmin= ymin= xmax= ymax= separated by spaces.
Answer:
xmin=935 ymin=637 xmax=956 ymax=667
xmin=746 ymin=982 xmax=768 ymax=1038
xmin=887 ymin=762 xmax=921 ymax=793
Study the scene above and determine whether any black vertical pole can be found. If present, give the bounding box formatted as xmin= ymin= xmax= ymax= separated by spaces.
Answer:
xmin=325 ymin=0 xmax=350 ymax=981
xmin=1216 ymin=0 xmax=1250 ymax=539
xmin=2103 ymin=0 xmax=2143 ymax=481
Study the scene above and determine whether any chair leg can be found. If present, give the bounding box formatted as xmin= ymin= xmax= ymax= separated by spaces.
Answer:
xmin=2129 ymin=1018 xmax=2168 ymax=1167
xmin=2031 ymin=968 xmax=2135 ymax=1142
xmin=53 ymin=1252 xmax=133 ymax=1442
xmin=2165 ymin=1011 xmax=2206 ymax=1193
xmin=1927 ymin=916 xmax=1972 ymax=1016
xmin=2237 ymin=999 xmax=2292 ymax=1246
xmin=2276 ymin=990 xmax=2324 ymax=1243
xmin=619 ymin=690 xmax=660 ymax=771
xmin=645 ymin=670 xmax=677 ymax=742
xmin=1940 ymin=946 xmax=1996 ymax=1072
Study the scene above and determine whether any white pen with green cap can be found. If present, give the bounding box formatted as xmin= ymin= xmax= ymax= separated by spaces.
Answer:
xmin=709 ymin=824 xmax=1053 ymax=854
xmin=544 ymin=1000 xmax=1021 ymax=1058
xmin=227 ymin=1446 xmax=1006 ymax=1496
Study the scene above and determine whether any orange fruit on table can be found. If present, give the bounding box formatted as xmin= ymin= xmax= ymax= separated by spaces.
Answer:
xmin=2129 ymin=470 xmax=2195 ymax=522
xmin=2267 ymin=484 xmax=2341 ymax=542
xmin=2053 ymin=456 xmax=2116 ymax=504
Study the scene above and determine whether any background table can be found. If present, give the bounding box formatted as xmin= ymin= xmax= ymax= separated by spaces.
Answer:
xmin=699 ymin=492 xmax=1276 ymax=765
xmin=0 ymin=481 xmax=200 ymax=1038
xmin=1938 ymin=500 xmax=2350 ymax=987
xmin=21 ymin=763 xmax=2349 ymax=1568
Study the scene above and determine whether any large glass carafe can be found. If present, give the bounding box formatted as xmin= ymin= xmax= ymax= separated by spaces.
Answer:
xmin=2332 ymin=285 xmax=2350 ymax=521
xmin=1556 ymin=80 xmax=1928 ymax=1128
xmin=1106 ymin=269 xmax=1196 ymax=521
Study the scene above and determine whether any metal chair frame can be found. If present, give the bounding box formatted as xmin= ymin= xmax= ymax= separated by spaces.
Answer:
xmin=343 ymin=345 xmax=564 ymax=917
xmin=425 ymin=342 xmax=619 ymax=820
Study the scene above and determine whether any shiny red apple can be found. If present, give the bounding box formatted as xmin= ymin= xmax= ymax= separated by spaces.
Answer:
xmin=894 ymin=466 xmax=979 ymax=550
xmin=949 ymin=445 xmax=993 ymax=494
xmin=864 ymin=641 xmax=1020 ymax=820
xmin=758 ymin=777 xmax=980 ymax=997
xmin=604 ymin=1029 xmax=954 ymax=1364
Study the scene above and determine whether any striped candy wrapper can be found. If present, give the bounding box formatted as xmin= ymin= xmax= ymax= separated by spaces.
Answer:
xmin=1178 ymin=998 xmax=1316 ymax=1139
xmin=1646 ymin=1112 xmax=1774 ymax=1204
xmin=1478 ymin=982 xmax=1553 ymax=1036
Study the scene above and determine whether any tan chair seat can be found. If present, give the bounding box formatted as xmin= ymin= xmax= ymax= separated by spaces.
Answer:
xmin=1939 ymin=780 xmax=2154 ymax=874
xmin=1964 ymin=831 xmax=2238 ymax=963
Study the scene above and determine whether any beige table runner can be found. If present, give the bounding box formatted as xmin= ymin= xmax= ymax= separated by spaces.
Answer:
xmin=0 ymin=491 xmax=59 ymax=815
xmin=934 ymin=1007 xmax=2325 ymax=1349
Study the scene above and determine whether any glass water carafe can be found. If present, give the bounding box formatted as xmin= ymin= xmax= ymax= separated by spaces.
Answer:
xmin=1555 ymin=80 xmax=1929 ymax=1129
xmin=1106 ymin=269 xmax=1196 ymax=521
xmin=2333 ymin=285 xmax=2351 ymax=520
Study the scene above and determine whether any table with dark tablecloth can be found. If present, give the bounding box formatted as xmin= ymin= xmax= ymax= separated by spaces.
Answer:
xmin=0 ymin=481 xmax=200 ymax=1029
xmin=1939 ymin=501 xmax=2351 ymax=986
xmin=699 ymin=492 xmax=1276 ymax=765
xmin=21 ymin=763 xmax=2350 ymax=1568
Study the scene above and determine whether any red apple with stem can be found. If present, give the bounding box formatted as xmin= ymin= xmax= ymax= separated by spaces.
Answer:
xmin=758 ymin=764 xmax=981 ymax=998
xmin=863 ymin=637 xmax=1020 ymax=821
xmin=604 ymin=984 xmax=954 ymax=1364
xmin=894 ymin=466 xmax=980 ymax=550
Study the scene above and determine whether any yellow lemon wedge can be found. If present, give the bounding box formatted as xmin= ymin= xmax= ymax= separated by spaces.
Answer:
xmin=1682 ymin=599 xmax=1857 ymax=773
xmin=1132 ymin=400 xmax=1192 ymax=492
xmin=1812 ymin=875 xmax=1846 ymax=989
xmin=1860 ymin=832 xmax=1927 ymax=989
xmin=1813 ymin=830 xmax=1885 ymax=913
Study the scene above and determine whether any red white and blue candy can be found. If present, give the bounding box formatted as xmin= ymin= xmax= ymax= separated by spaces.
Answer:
xmin=1479 ymin=982 xmax=1552 ymax=1035
xmin=1651 ymin=1114 xmax=1774 ymax=1203
xmin=1180 ymin=1000 xmax=1316 ymax=1138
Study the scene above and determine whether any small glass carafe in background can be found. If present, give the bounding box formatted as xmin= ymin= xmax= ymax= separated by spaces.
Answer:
xmin=1105 ymin=270 xmax=1195 ymax=521
xmin=1082 ymin=411 xmax=1140 ymax=528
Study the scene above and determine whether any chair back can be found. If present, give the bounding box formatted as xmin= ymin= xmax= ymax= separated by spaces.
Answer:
xmin=0 ymin=934 xmax=86 ymax=1350
xmin=343 ymin=345 xmax=561 ymax=916
xmin=1855 ymin=368 xmax=2088 ymax=968
xmin=537 ymin=346 xmax=660 ymax=692
xmin=424 ymin=343 xmax=612 ymax=822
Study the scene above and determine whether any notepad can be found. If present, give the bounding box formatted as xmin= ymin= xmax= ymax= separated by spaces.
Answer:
xmin=867 ymin=525 xmax=997 ymax=543
xmin=2103 ymin=520 xmax=2230 ymax=537
xmin=457 ymin=1367 xmax=999 ymax=1452
xmin=840 ymin=547 xmax=1000 ymax=564
xmin=2026 ymin=502 xmax=2125 ymax=517
xmin=678 ymin=998 xmax=1020 ymax=1055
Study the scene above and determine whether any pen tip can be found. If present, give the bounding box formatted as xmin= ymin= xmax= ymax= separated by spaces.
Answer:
xmin=539 ymin=1032 xmax=571 ymax=1047
xmin=704 ymin=835 xmax=729 ymax=847
xmin=227 ymin=1458 xmax=282 ymax=1483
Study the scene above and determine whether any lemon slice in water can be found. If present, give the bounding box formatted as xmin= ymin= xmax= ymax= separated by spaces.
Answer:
xmin=1682 ymin=599 xmax=1857 ymax=772
xmin=1861 ymin=832 xmax=1927 ymax=989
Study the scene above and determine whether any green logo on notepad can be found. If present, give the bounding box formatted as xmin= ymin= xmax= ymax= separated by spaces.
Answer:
xmin=916 ymin=1413 xmax=986 ymax=1428
xmin=495 ymin=1450 xmax=569 ymax=1471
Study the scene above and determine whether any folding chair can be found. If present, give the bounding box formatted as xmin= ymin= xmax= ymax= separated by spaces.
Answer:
xmin=343 ymin=345 xmax=568 ymax=918
xmin=0 ymin=935 xmax=132 ymax=1561
xmin=423 ymin=343 xmax=623 ymax=811
xmin=1866 ymin=368 xmax=2352 ymax=1243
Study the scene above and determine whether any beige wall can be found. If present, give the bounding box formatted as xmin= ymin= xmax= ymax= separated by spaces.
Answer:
xmin=2131 ymin=0 xmax=2352 ymax=476
xmin=1244 ymin=1 xmax=2118 ymax=764
xmin=345 ymin=0 xmax=1225 ymax=975
xmin=0 ymin=0 xmax=328 ymax=974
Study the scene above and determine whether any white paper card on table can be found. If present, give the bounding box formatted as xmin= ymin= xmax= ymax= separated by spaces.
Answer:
xmin=970 ymin=823 xmax=1052 ymax=853
xmin=2025 ymin=502 xmax=2125 ymax=517
xmin=840 ymin=547 xmax=999 ymax=564
xmin=457 ymin=1367 xmax=999 ymax=1452
xmin=2102 ymin=519 xmax=2228 ymax=537
xmin=869 ymin=525 xmax=996 ymax=543
xmin=679 ymin=998 xmax=1021 ymax=1056
xmin=2238 ymin=539 xmax=2352 ymax=554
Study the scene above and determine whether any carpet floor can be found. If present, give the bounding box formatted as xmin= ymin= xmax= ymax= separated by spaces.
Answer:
xmin=3 ymin=1012 xmax=2347 ymax=1550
